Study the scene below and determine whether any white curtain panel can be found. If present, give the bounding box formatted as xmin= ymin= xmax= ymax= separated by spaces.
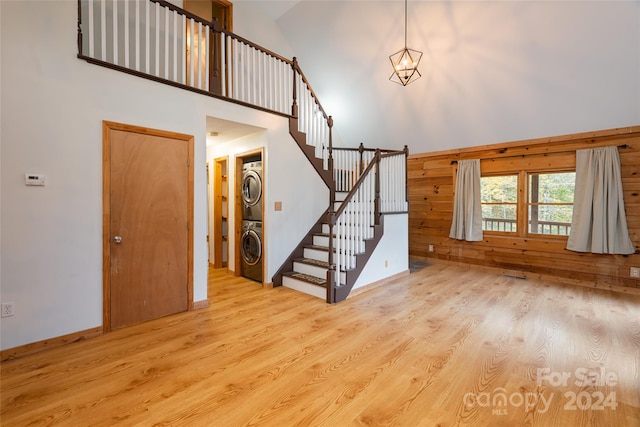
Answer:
xmin=449 ymin=159 xmax=483 ymax=242
xmin=566 ymin=146 xmax=635 ymax=255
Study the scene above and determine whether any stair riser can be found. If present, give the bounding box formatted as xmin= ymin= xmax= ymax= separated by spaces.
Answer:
xmin=303 ymin=247 xmax=357 ymax=266
xmin=293 ymin=262 xmax=326 ymax=280
xmin=282 ymin=276 xmax=326 ymax=299
xmin=292 ymin=262 xmax=347 ymax=283
xmin=303 ymin=247 xmax=328 ymax=262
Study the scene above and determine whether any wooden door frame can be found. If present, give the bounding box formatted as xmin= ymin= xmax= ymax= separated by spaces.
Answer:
xmin=102 ymin=121 xmax=195 ymax=333
xmin=212 ymin=156 xmax=229 ymax=269
xmin=183 ymin=0 xmax=233 ymax=31
xmin=234 ymin=148 xmax=264 ymax=280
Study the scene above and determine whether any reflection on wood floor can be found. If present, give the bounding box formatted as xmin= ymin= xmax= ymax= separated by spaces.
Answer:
xmin=2 ymin=262 xmax=639 ymax=426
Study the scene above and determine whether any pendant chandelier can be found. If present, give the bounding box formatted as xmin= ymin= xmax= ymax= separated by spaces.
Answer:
xmin=389 ymin=0 xmax=422 ymax=86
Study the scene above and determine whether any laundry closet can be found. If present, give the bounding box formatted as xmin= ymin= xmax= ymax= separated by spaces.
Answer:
xmin=239 ymin=153 xmax=263 ymax=283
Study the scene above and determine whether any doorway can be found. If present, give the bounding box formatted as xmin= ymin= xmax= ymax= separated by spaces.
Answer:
xmin=102 ymin=121 xmax=194 ymax=331
xmin=212 ymin=156 xmax=229 ymax=268
xmin=184 ymin=0 xmax=233 ymax=31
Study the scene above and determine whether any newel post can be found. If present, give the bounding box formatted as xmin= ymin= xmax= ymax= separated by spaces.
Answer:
xmin=77 ymin=0 xmax=83 ymax=56
xmin=358 ymin=142 xmax=365 ymax=175
xmin=328 ymin=115 xmax=335 ymax=199
xmin=210 ymin=18 xmax=223 ymax=96
xmin=326 ymin=210 xmax=336 ymax=304
xmin=403 ymin=145 xmax=409 ymax=204
xmin=325 ymin=115 xmax=336 ymax=303
xmin=374 ymin=149 xmax=381 ymax=225
xmin=291 ymin=57 xmax=298 ymax=117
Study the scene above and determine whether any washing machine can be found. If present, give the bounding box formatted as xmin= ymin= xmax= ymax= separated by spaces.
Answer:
xmin=240 ymin=220 xmax=262 ymax=283
xmin=241 ymin=160 xmax=262 ymax=221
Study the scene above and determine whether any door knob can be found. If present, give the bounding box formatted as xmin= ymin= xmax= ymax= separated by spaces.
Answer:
xmin=113 ymin=235 xmax=122 ymax=244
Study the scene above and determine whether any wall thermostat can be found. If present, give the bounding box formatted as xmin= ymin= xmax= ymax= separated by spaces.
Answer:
xmin=25 ymin=174 xmax=46 ymax=186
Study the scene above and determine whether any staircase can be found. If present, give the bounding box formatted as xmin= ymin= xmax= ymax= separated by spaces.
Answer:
xmin=281 ymin=192 xmax=349 ymax=300
xmin=77 ymin=0 xmax=408 ymax=303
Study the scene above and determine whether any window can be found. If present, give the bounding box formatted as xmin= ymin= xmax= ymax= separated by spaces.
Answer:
xmin=481 ymin=175 xmax=518 ymax=232
xmin=528 ymin=172 xmax=575 ymax=236
xmin=480 ymin=170 xmax=576 ymax=237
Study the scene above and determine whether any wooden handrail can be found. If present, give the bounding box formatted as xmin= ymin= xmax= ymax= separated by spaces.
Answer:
xmin=291 ymin=60 xmax=329 ymax=123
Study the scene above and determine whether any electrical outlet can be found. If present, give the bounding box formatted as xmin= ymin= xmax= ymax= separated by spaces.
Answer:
xmin=428 ymin=244 xmax=434 ymax=252
xmin=631 ymin=267 xmax=640 ymax=279
xmin=1 ymin=302 xmax=15 ymax=318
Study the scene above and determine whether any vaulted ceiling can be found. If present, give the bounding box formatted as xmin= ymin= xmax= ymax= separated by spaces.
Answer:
xmin=231 ymin=1 xmax=640 ymax=153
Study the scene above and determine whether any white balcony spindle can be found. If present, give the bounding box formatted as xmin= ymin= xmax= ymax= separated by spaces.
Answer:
xmin=124 ymin=0 xmax=129 ymax=68
xmin=88 ymin=0 xmax=95 ymax=57
xmin=164 ymin=7 xmax=169 ymax=79
xmin=194 ymin=22 xmax=201 ymax=88
xmin=205 ymin=27 xmax=210 ymax=91
xmin=100 ymin=0 xmax=106 ymax=61
xmin=145 ymin=0 xmax=150 ymax=73
xmin=112 ymin=0 xmax=118 ymax=64
xmin=135 ymin=0 xmax=140 ymax=71
xmin=180 ymin=16 xmax=186 ymax=84
xmin=155 ymin=2 xmax=160 ymax=76
xmin=188 ymin=19 xmax=194 ymax=87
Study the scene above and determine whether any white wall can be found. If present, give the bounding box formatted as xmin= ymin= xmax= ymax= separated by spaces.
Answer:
xmin=0 ymin=0 xmax=324 ymax=351
xmin=352 ymin=214 xmax=409 ymax=290
xmin=274 ymin=0 xmax=640 ymax=151
xmin=232 ymin=1 xmax=295 ymax=59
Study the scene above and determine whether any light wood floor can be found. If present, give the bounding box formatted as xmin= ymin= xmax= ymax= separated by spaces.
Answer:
xmin=1 ymin=263 xmax=639 ymax=426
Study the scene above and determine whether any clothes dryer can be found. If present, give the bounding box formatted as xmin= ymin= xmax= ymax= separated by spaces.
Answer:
xmin=240 ymin=220 xmax=262 ymax=283
xmin=241 ymin=161 xmax=262 ymax=220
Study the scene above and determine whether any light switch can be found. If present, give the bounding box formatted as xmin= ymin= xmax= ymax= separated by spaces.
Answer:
xmin=274 ymin=201 xmax=282 ymax=211
xmin=25 ymin=174 xmax=46 ymax=186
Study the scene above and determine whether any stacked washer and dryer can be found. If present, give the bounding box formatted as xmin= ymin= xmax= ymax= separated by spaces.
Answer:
xmin=240 ymin=157 xmax=263 ymax=283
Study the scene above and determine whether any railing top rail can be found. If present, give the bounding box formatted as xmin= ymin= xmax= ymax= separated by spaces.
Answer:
xmin=149 ymin=0 xmax=293 ymax=65
xmin=292 ymin=59 xmax=329 ymax=122
xmin=332 ymin=150 xmax=380 ymax=222
xmin=333 ymin=146 xmax=406 ymax=155
xmin=223 ymin=31 xmax=294 ymax=65
xmin=380 ymin=150 xmax=407 ymax=159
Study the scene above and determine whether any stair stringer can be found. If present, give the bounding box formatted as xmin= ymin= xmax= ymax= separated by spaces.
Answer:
xmin=289 ymin=117 xmax=334 ymax=190
xmin=331 ymin=215 xmax=385 ymax=303
xmin=272 ymin=208 xmax=329 ymax=287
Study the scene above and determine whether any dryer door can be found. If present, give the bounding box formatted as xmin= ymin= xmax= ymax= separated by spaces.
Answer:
xmin=241 ymin=229 xmax=262 ymax=266
xmin=241 ymin=170 xmax=262 ymax=208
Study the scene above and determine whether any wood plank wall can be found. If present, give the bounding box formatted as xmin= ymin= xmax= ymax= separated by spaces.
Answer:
xmin=408 ymin=126 xmax=640 ymax=293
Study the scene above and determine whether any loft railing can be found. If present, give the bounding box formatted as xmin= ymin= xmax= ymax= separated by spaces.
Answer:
xmin=333 ymin=144 xmax=408 ymax=195
xmin=76 ymin=0 xmax=331 ymax=164
xmin=327 ymin=148 xmax=408 ymax=300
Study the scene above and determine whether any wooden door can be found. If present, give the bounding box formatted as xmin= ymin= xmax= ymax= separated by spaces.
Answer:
xmin=103 ymin=122 xmax=194 ymax=331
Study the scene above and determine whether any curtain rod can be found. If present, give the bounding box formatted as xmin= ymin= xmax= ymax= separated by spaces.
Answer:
xmin=449 ymin=144 xmax=629 ymax=165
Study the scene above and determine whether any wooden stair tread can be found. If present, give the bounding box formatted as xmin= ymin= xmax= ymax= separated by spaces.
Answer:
xmin=303 ymin=244 xmax=329 ymax=252
xmin=293 ymin=257 xmax=329 ymax=268
xmin=282 ymin=271 xmax=326 ymax=287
